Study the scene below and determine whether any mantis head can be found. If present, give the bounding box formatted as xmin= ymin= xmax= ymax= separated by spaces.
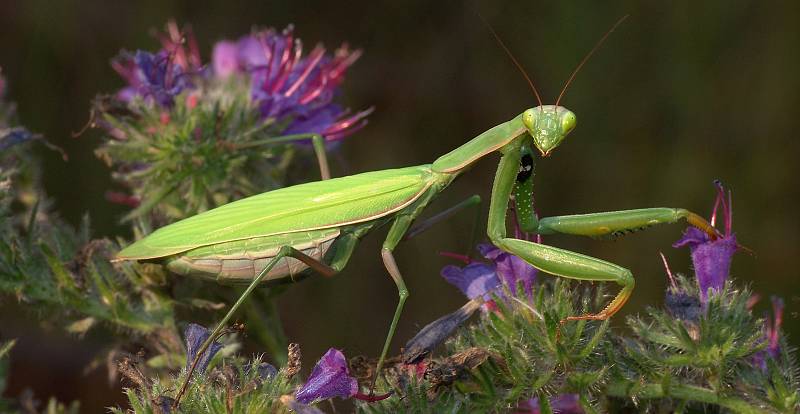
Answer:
xmin=522 ymin=106 xmax=576 ymax=156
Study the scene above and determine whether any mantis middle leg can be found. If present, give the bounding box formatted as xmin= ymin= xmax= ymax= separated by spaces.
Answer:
xmin=174 ymin=235 xmax=359 ymax=408
xmin=234 ymin=133 xmax=332 ymax=180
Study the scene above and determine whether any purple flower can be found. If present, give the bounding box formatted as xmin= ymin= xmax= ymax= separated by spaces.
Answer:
xmin=441 ymin=261 xmax=501 ymax=300
xmin=765 ymin=296 xmax=784 ymax=360
xmin=212 ymin=41 xmax=240 ymax=78
xmin=155 ymin=20 xmax=202 ymax=74
xmin=295 ymin=348 xmax=358 ymax=404
xmin=440 ymin=243 xmax=538 ymax=304
xmin=478 ymin=243 xmax=537 ymax=298
xmin=184 ymin=323 xmax=223 ymax=374
xmin=516 ymin=394 xmax=584 ymax=414
xmin=0 ymin=70 xmax=5 ymax=100
xmin=753 ymin=296 xmax=784 ymax=370
xmin=295 ymin=348 xmax=389 ymax=404
xmin=673 ymin=182 xmax=738 ymax=302
xmin=238 ymin=26 xmax=370 ymax=142
xmin=112 ymin=50 xmax=193 ymax=107
xmin=0 ymin=127 xmax=35 ymax=152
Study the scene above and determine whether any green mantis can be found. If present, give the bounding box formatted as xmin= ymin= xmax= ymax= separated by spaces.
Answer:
xmin=115 ymin=17 xmax=720 ymax=405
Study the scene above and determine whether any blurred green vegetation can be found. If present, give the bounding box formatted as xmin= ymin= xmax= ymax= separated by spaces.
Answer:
xmin=0 ymin=1 xmax=797 ymax=412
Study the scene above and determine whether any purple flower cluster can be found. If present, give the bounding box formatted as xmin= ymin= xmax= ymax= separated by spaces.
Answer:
xmin=212 ymin=26 xmax=371 ymax=142
xmin=110 ymin=23 xmax=370 ymax=143
xmin=673 ymin=182 xmax=739 ymax=302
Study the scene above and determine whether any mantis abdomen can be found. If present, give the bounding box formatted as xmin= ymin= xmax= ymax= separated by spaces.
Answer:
xmin=165 ymin=229 xmax=341 ymax=283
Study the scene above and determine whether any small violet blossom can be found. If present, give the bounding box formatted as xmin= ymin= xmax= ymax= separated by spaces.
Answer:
xmin=295 ymin=348 xmax=388 ymax=404
xmin=183 ymin=323 xmax=223 ymax=374
xmin=213 ymin=26 xmax=371 ymax=142
xmin=753 ymin=296 xmax=784 ymax=370
xmin=112 ymin=21 xmax=201 ymax=108
xmin=441 ymin=243 xmax=538 ymax=306
xmin=0 ymin=70 xmax=5 ymax=99
xmin=516 ymin=394 xmax=584 ymax=414
xmin=113 ymin=50 xmax=193 ymax=107
xmin=673 ymin=182 xmax=738 ymax=302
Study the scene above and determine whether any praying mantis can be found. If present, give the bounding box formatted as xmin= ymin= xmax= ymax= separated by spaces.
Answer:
xmin=115 ymin=16 xmax=720 ymax=405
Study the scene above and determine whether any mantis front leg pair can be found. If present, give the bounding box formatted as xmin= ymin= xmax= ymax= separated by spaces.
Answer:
xmin=488 ymin=145 xmax=719 ymax=322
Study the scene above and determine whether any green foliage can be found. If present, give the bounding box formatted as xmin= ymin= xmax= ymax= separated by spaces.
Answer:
xmin=349 ymin=278 xmax=799 ymax=414
xmin=110 ymin=355 xmax=297 ymax=414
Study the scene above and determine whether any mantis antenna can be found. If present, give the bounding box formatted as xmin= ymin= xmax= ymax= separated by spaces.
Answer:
xmin=476 ymin=12 xmax=543 ymax=108
xmin=555 ymin=14 xmax=629 ymax=106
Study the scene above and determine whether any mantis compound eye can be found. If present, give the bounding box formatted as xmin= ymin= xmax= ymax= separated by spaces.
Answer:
xmin=561 ymin=111 xmax=577 ymax=135
xmin=522 ymin=109 xmax=537 ymax=131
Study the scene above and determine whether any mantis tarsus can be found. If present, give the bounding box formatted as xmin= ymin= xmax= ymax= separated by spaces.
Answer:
xmin=115 ymin=15 xmax=720 ymax=406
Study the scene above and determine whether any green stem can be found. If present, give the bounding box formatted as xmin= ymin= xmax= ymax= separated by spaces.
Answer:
xmin=606 ymin=381 xmax=764 ymax=414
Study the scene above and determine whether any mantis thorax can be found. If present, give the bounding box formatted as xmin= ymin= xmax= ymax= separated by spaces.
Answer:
xmin=523 ymin=105 xmax=576 ymax=156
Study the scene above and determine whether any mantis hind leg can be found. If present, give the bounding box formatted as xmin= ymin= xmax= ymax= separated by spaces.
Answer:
xmin=234 ymin=133 xmax=331 ymax=180
xmin=493 ymin=237 xmax=635 ymax=323
xmin=173 ymin=240 xmax=356 ymax=408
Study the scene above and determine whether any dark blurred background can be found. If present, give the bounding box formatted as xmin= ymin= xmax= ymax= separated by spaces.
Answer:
xmin=0 ymin=1 xmax=798 ymax=412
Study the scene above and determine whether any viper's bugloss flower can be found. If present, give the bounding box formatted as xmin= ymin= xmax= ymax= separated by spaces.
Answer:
xmin=112 ymin=50 xmax=193 ymax=107
xmin=295 ymin=348 xmax=389 ymax=405
xmin=766 ymin=296 xmax=784 ymax=359
xmin=673 ymin=182 xmax=738 ymax=302
xmin=243 ymin=26 xmax=371 ymax=142
xmin=516 ymin=394 xmax=584 ymax=414
xmin=212 ymin=41 xmax=240 ymax=78
xmin=753 ymin=296 xmax=784 ymax=370
xmin=441 ymin=243 xmax=538 ymax=304
xmin=184 ymin=323 xmax=223 ymax=374
xmin=295 ymin=348 xmax=357 ymax=404
xmin=96 ymin=22 xmax=372 ymax=220
xmin=441 ymin=259 xmax=501 ymax=301
xmin=478 ymin=243 xmax=537 ymax=298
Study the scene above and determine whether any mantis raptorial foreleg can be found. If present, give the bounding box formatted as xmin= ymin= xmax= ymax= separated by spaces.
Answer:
xmin=486 ymin=145 xmax=716 ymax=324
xmin=532 ymin=208 xmax=719 ymax=239
xmin=234 ymin=133 xmax=331 ymax=180
xmin=495 ymin=237 xmax=635 ymax=321
xmin=488 ymin=149 xmax=633 ymax=321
